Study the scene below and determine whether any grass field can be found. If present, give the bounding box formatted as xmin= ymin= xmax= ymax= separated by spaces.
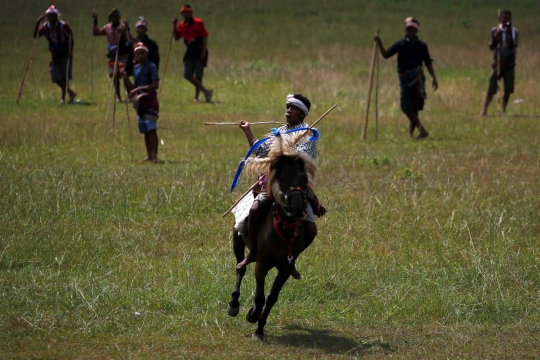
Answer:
xmin=2 ymin=0 xmax=540 ymax=358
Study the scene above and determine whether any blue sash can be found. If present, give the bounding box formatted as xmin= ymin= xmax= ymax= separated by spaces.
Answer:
xmin=230 ymin=127 xmax=319 ymax=192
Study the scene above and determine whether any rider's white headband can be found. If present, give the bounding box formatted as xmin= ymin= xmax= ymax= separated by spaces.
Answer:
xmin=286 ymin=94 xmax=309 ymax=115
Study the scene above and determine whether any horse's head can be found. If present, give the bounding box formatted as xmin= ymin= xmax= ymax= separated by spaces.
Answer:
xmin=269 ymin=156 xmax=310 ymax=219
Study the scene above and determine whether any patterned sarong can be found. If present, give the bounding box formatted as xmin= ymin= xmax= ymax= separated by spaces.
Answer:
xmin=134 ymin=91 xmax=159 ymax=121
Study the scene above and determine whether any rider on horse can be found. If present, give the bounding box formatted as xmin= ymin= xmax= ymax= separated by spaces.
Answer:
xmin=234 ymin=94 xmax=326 ymax=278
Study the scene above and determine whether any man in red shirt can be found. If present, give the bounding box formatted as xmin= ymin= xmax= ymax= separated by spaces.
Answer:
xmin=173 ymin=4 xmax=213 ymax=103
xmin=33 ymin=5 xmax=77 ymax=104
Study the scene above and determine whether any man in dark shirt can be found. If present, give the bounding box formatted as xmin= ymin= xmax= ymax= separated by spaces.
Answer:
xmin=480 ymin=10 xmax=518 ymax=116
xmin=126 ymin=17 xmax=160 ymax=77
xmin=375 ymin=17 xmax=438 ymax=139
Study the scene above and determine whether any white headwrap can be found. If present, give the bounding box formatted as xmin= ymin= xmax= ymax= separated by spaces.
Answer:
xmin=286 ymin=94 xmax=309 ymax=115
xmin=45 ymin=5 xmax=60 ymax=16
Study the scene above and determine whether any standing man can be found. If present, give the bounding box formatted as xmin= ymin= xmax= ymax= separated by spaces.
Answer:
xmin=375 ymin=17 xmax=438 ymax=139
xmin=172 ymin=4 xmax=213 ymax=103
xmin=480 ymin=10 xmax=519 ymax=116
xmin=126 ymin=17 xmax=160 ymax=77
xmin=33 ymin=5 xmax=77 ymax=104
xmin=121 ymin=43 xmax=160 ymax=163
xmin=93 ymin=8 xmax=132 ymax=102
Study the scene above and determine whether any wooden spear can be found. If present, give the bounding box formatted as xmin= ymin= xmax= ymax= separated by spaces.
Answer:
xmin=65 ymin=33 xmax=72 ymax=101
xmin=361 ymin=27 xmax=379 ymax=140
xmin=106 ymin=28 xmax=121 ymax=126
xmin=124 ymin=83 xmax=134 ymax=162
xmin=16 ymin=34 xmax=40 ymax=104
xmin=204 ymin=121 xmax=283 ymax=126
xmin=221 ymin=103 xmax=338 ymax=218
xmin=160 ymin=2 xmax=181 ymax=98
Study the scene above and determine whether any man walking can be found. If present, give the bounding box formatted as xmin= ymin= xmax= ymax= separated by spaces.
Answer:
xmin=126 ymin=17 xmax=160 ymax=77
xmin=121 ymin=43 xmax=160 ymax=163
xmin=375 ymin=17 xmax=438 ymax=139
xmin=93 ymin=8 xmax=132 ymax=102
xmin=480 ymin=10 xmax=519 ymax=116
xmin=33 ymin=5 xmax=77 ymax=104
xmin=173 ymin=4 xmax=213 ymax=103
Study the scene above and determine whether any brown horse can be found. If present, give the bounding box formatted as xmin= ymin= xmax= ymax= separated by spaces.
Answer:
xmin=227 ymin=151 xmax=318 ymax=340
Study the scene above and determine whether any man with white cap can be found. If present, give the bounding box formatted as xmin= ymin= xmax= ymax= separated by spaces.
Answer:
xmin=375 ymin=17 xmax=438 ymax=139
xmin=234 ymin=94 xmax=326 ymax=278
xmin=120 ymin=43 xmax=160 ymax=163
xmin=126 ymin=16 xmax=160 ymax=77
xmin=33 ymin=5 xmax=77 ymax=104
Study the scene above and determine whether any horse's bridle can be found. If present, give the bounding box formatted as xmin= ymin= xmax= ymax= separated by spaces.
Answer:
xmin=281 ymin=185 xmax=308 ymax=217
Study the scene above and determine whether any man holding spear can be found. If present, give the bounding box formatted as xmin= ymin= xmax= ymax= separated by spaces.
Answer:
xmin=233 ymin=94 xmax=327 ymax=278
xmin=480 ymin=10 xmax=519 ymax=117
xmin=120 ymin=43 xmax=160 ymax=163
xmin=93 ymin=8 xmax=132 ymax=102
xmin=375 ymin=17 xmax=438 ymax=139
xmin=33 ymin=5 xmax=77 ymax=104
xmin=172 ymin=4 xmax=213 ymax=103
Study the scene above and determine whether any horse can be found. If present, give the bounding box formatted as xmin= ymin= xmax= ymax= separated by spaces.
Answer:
xmin=226 ymin=133 xmax=318 ymax=340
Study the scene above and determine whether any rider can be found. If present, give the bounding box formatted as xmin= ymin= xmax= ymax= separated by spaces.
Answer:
xmin=235 ymin=94 xmax=326 ymax=279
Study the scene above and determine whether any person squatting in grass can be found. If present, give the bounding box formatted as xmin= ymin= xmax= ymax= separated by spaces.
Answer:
xmin=234 ymin=94 xmax=327 ymax=279
xmin=375 ymin=17 xmax=438 ymax=139
xmin=121 ymin=43 xmax=160 ymax=163
xmin=480 ymin=10 xmax=519 ymax=116
xmin=126 ymin=17 xmax=160 ymax=78
xmin=93 ymin=8 xmax=132 ymax=102
xmin=172 ymin=4 xmax=213 ymax=103
xmin=33 ymin=5 xmax=77 ymax=104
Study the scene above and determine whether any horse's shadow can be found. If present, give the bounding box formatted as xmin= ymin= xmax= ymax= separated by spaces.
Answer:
xmin=270 ymin=325 xmax=394 ymax=356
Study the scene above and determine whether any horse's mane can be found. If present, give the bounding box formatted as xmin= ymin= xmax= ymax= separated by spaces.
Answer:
xmin=243 ymin=131 xmax=317 ymax=207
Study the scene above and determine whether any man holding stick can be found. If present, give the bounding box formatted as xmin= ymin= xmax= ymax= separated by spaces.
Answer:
xmin=480 ymin=10 xmax=518 ymax=117
xmin=120 ymin=43 xmax=160 ymax=163
xmin=126 ymin=17 xmax=160 ymax=77
xmin=93 ymin=8 xmax=132 ymax=102
xmin=172 ymin=4 xmax=213 ymax=103
xmin=375 ymin=17 xmax=438 ymax=139
xmin=234 ymin=94 xmax=326 ymax=278
xmin=33 ymin=5 xmax=77 ymax=104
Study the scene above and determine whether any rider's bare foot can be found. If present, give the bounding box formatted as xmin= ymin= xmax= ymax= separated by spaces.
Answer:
xmin=150 ymin=157 xmax=159 ymax=164
xmin=140 ymin=157 xmax=150 ymax=163
xmin=291 ymin=267 xmax=301 ymax=280
xmin=236 ymin=256 xmax=254 ymax=270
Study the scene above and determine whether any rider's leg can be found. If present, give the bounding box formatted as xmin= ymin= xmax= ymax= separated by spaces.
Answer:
xmin=236 ymin=200 xmax=268 ymax=270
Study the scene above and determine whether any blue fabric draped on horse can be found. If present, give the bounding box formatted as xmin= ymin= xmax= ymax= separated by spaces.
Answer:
xmin=226 ymin=130 xmax=319 ymax=340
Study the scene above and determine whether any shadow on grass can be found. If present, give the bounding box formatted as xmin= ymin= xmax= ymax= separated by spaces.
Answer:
xmin=272 ymin=324 xmax=394 ymax=356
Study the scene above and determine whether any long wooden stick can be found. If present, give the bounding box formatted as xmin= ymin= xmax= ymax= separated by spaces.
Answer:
xmin=361 ymin=27 xmax=379 ymax=140
xmin=106 ymin=28 xmax=121 ymax=126
xmin=160 ymin=3 xmax=181 ymax=98
xmin=91 ymin=10 xmax=95 ymax=103
xmin=16 ymin=37 xmax=39 ymax=104
xmin=221 ymin=103 xmax=338 ymax=218
xmin=375 ymin=46 xmax=380 ymax=141
xmin=204 ymin=121 xmax=283 ymax=126
xmin=124 ymin=83 xmax=133 ymax=162
xmin=496 ymin=9 xmax=502 ymax=114
xmin=65 ymin=33 xmax=72 ymax=101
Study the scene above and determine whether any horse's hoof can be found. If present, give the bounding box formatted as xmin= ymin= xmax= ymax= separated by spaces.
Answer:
xmin=246 ymin=307 xmax=258 ymax=323
xmin=252 ymin=333 xmax=265 ymax=341
xmin=227 ymin=304 xmax=240 ymax=317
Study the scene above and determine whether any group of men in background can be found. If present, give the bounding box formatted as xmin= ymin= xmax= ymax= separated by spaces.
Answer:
xmin=33 ymin=5 xmax=518 ymax=153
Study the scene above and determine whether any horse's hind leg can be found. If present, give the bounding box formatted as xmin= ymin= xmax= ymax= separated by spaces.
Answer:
xmin=252 ymin=267 xmax=290 ymax=341
xmin=227 ymin=230 xmax=247 ymax=317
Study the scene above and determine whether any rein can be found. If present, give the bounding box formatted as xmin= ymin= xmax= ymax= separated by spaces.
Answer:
xmin=272 ymin=186 xmax=307 ymax=264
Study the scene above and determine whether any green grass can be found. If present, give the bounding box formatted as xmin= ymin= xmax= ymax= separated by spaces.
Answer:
xmin=1 ymin=0 xmax=540 ymax=358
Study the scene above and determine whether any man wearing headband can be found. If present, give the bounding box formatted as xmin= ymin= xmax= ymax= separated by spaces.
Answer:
xmin=120 ymin=43 xmax=160 ymax=163
xmin=93 ymin=8 xmax=132 ymax=102
xmin=234 ymin=94 xmax=326 ymax=278
xmin=33 ymin=6 xmax=78 ymax=104
xmin=480 ymin=10 xmax=519 ymax=116
xmin=375 ymin=17 xmax=438 ymax=139
xmin=172 ymin=4 xmax=213 ymax=103
xmin=126 ymin=16 xmax=160 ymax=77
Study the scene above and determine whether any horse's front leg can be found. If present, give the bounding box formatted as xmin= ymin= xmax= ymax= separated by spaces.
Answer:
xmin=227 ymin=230 xmax=247 ymax=317
xmin=246 ymin=260 xmax=269 ymax=325
xmin=252 ymin=266 xmax=291 ymax=341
